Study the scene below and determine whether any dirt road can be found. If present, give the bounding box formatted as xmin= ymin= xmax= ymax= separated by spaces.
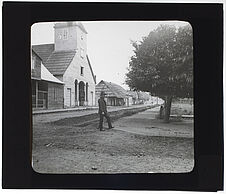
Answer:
xmin=32 ymin=106 xmax=194 ymax=174
xmin=32 ymin=104 xmax=154 ymax=123
xmin=114 ymin=106 xmax=193 ymax=138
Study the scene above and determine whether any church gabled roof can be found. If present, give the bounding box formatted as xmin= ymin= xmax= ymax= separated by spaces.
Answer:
xmin=43 ymin=50 xmax=76 ymax=75
xmin=32 ymin=45 xmax=76 ymax=76
xmin=32 ymin=45 xmax=96 ymax=80
xmin=32 ymin=44 xmax=54 ymax=62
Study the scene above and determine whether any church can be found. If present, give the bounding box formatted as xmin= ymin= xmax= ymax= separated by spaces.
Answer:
xmin=32 ymin=22 xmax=96 ymax=108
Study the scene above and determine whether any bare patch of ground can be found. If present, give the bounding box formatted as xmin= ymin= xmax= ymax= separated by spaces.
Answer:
xmin=32 ymin=114 xmax=194 ymax=173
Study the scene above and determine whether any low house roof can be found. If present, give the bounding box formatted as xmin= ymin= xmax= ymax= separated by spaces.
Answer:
xmin=97 ymin=80 xmax=128 ymax=98
xmin=41 ymin=63 xmax=64 ymax=84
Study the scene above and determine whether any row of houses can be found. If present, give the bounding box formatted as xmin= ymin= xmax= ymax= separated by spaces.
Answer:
xmin=31 ymin=21 xmax=150 ymax=110
xmin=95 ymin=80 xmax=150 ymax=107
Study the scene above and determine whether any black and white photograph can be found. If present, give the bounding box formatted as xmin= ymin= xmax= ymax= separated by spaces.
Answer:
xmin=2 ymin=1 xmax=224 ymax=190
xmin=31 ymin=21 xmax=194 ymax=174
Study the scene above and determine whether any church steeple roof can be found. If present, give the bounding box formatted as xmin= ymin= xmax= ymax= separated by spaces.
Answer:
xmin=54 ymin=22 xmax=88 ymax=34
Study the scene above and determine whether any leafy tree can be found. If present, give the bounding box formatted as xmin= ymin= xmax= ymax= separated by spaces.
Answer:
xmin=126 ymin=24 xmax=193 ymax=122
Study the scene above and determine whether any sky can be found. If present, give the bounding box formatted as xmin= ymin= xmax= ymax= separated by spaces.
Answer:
xmin=31 ymin=21 xmax=189 ymax=89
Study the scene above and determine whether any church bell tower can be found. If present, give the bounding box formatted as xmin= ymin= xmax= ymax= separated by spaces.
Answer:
xmin=54 ymin=22 xmax=88 ymax=53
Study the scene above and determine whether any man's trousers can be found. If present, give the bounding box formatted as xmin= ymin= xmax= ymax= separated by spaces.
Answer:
xmin=98 ymin=112 xmax=112 ymax=130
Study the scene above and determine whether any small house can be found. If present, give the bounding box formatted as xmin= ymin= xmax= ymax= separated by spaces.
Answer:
xmin=95 ymin=80 xmax=131 ymax=106
xmin=31 ymin=50 xmax=64 ymax=110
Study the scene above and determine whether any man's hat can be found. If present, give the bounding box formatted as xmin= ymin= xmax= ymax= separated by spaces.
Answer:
xmin=100 ymin=91 xmax=106 ymax=96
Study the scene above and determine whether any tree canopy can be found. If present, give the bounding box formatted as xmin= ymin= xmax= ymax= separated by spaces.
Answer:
xmin=125 ymin=24 xmax=193 ymax=99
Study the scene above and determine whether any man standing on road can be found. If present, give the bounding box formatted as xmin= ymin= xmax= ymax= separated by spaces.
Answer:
xmin=98 ymin=91 xmax=114 ymax=131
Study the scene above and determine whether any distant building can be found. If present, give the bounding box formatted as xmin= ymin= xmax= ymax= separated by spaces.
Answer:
xmin=137 ymin=92 xmax=150 ymax=103
xmin=31 ymin=50 xmax=64 ymax=110
xmin=127 ymin=90 xmax=150 ymax=105
xmin=95 ymin=80 xmax=131 ymax=106
xmin=126 ymin=91 xmax=139 ymax=105
xmin=32 ymin=22 xmax=96 ymax=108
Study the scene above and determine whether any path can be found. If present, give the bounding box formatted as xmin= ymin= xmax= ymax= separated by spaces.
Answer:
xmin=32 ymin=103 xmax=157 ymax=124
xmin=114 ymin=106 xmax=194 ymax=138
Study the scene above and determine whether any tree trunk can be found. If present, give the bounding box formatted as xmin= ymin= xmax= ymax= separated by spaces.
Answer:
xmin=164 ymin=96 xmax=173 ymax=123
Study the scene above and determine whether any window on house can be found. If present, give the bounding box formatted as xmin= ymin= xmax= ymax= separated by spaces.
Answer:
xmin=80 ymin=66 xmax=84 ymax=76
xmin=63 ymin=29 xmax=68 ymax=40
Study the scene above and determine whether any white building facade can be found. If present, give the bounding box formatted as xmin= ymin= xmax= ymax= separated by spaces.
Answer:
xmin=33 ymin=22 xmax=96 ymax=108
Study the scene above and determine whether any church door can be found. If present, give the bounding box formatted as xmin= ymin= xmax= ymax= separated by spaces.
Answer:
xmin=79 ymin=81 xmax=85 ymax=106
